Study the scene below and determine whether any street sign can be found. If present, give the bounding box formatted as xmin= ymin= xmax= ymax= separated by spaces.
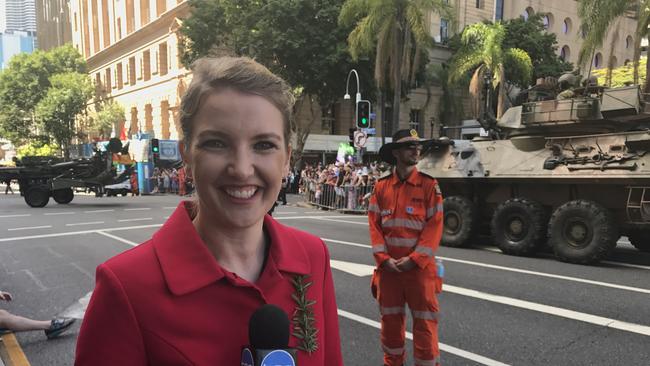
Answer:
xmin=362 ymin=128 xmax=376 ymax=135
xmin=354 ymin=130 xmax=368 ymax=148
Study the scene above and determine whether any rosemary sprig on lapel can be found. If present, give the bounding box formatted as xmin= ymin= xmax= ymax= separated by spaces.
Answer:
xmin=291 ymin=274 xmax=318 ymax=353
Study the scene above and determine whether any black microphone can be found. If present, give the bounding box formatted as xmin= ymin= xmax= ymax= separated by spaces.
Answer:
xmin=240 ymin=304 xmax=298 ymax=366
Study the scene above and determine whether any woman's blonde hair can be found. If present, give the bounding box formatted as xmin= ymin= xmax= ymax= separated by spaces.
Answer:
xmin=180 ymin=56 xmax=294 ymax=148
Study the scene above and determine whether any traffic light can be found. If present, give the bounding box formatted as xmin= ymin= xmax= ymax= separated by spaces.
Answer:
xmin=151 ymin=138 xmax=160 ymax=165
xmin=356 ymin=100 xmax=371 ymax=129
xmin=349 ymin=128 xmax=355 ymax=147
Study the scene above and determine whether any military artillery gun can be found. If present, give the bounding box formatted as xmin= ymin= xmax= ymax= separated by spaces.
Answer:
xmin=421 ymin=73 xmax=650 ymax=264
xmin=0 ymin=138 xmax=133 ymax=207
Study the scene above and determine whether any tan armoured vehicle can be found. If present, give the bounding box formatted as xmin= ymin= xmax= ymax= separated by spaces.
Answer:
xmin=421 ymin=82 xmax=650 ymax=264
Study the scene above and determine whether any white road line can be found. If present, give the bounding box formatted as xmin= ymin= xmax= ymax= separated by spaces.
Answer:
xmin=439 ymin=257 xmax=650 ymax=295
xmin=8 ymin=225 xmax=52 ymax=231
xmin=445 ymin=284 xmax=650 ymax=337
xmin=124 ymin=208 xmax=152 ymax=211
xmin=337 ymin=309 xmax=510 ymax=366
xmin=117 ymin=217 xmax=153 ymax=222
xmin=44 ymin=212 xmax=76 ymax=216
xmin=273 ymin=211 xmax=298 ymax=214
xmin=601 ymin=261 xmax=650 ymax=270
xmin=66 ymin=221 xmax=105 ymax=227
xmin=310 ymin=217 xmax=369 ymax=225
xmin=0 ymin=214 xmax=31 ymax=218
xmin=275 ymin=215 xmax=363 ymax=220
xmin=0 ymin=223 xmax=163 ymax=242
xmin=320 ymin=239 xmax=650 ymax=294
xmin=322 ymin=238 xmax=372 ymax=249
xmin=83 ymin=209 xmax=115 ymax=213
xmin=163 ymin=207 xmax=177 ymax=209
xmin=96 ymin=231 xmax=138 ymax=246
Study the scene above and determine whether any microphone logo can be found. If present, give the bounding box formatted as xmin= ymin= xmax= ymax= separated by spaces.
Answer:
xmin=260 ymin=349 xmax=296 ymax=366
xmin=240 ymin=348 xmax=254 ymax=366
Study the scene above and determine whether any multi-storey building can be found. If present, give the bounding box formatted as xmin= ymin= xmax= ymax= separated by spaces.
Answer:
xmin=429 ymin=0 xmax=638 ymax=71
xmin=36 ymin=0 xmax=72 ymax=51
xmin=1 ymin=0 xmax=37 ymax=33
xmin=68 ymin=0 xmax=190 ymax=140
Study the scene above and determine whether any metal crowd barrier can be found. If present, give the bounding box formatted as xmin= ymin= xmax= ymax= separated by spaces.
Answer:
xmin=304 ymin=182 xmax=374 ymax=213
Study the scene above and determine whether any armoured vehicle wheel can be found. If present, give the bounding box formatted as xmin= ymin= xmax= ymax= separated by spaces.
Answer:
xmin=491 ymin=198 xmax=547 ymax=256
xmin=627 ymin=230 xmax=650 ymax=253
xmin=442 ymin=196 xmax=477 ymax=247
xmin=548 ymin=200 xmax=618 ymax=264
xmin=24 ymin=187 xmax=50 ymax=208
xmin=52 ymin=188 xmax=74 ymax=204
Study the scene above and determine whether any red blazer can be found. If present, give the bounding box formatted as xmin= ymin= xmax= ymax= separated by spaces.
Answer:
xmin=75 ymin=202 xmax=343 ymax=366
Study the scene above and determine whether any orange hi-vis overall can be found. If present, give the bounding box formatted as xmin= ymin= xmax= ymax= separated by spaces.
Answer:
xmin=368 ymin=168 xmax=444 ymax=366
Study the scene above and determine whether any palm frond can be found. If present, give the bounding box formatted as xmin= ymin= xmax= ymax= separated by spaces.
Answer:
xmin=577 ymin=0 xmax=631 ymax=67
xmin=339 ymin=0 xmax=369 ymax=27
xmin=469 ymin=65 xmax=485 ymax=118
xmin=347 ymin=16 xmax=375 ymax=60
xmin=504 ymin=48 xmax=533 ymax=87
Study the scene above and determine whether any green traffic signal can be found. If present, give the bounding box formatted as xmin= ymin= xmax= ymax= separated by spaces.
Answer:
xmin=356 ymin=100 xmax=371 ymax=129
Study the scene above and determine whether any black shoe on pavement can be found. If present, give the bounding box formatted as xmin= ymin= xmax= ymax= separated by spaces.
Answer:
xmin=44 ymin=317 xmax=76 ymax=339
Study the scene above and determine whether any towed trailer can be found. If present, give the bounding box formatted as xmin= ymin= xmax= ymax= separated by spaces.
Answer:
xmin=0 ymin=139 xmax=133 ymax=207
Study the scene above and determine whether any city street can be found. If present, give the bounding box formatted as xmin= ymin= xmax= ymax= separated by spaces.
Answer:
xmin=1 ymin=192 xmax=649 ymax=365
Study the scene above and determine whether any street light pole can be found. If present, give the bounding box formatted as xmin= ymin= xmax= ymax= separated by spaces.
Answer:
xmin=343 ymin=69 xmax=363 ymax=163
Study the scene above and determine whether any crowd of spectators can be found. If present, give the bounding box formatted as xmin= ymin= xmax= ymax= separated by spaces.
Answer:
xmin=298 ymin=161 xmax=388 ymax=210
xmin=150 ymin=167 xmax=193 ymax=196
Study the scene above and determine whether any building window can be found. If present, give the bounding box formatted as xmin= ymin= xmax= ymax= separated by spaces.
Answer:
xmin=521 ymin=7 xmax=533 ymax=21
xmin=141 ymin=0 xmax=150 ymax=26
xmin=74 ymin=12 xmax=77 ymax=31
xmin=159 ymin=42 xmax=168 ymax=76
xmin=495 ymin=0 xmax=504 ymax=21
xmin=440 ymin=19 xmax=449 ymax=41
xmin=117 ymin=63 xmax=123 ymax=89
xmin=95 ymin=72 xmax=102 ymax=91
xmin=143 ymin=50 xmax=151 ymax=81
xmin=126 ymin=0 xmax=135 ymax=34
xmin=543 ymin=14 xmax=553 ymax=30
xmin=116 ymin=18 xmax=122 ymax=40
xmin=156 ymin=0 xmax=166 ymax=16
xmin=475 ymin=0 xmax=481 ymax=9
xmin=593 ymin=52 xmax=603 ymax=69
xmin=560 ymin=45 xmax=570 ymax=61
xmin=409 ymin=109 xmax=423 ymax=136
xmin=105 ymin=68 xmax=112 ymax=90
xmin=129 ymin=57 xmax=136 ymax=85
xmin=626 ymin=35 xmax=633 ymax=49
xmin=562 ymin=18 xmax=571 ymax=34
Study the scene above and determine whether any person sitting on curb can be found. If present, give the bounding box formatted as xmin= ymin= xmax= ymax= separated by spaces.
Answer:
xmin=0 ymin=290 xmax=76 ymax=339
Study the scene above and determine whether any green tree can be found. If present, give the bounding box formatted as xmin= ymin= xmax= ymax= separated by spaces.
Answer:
xmin=92 ymin=100 xmax=126 ymax=139
xmin=181 ymin=0 xmax=373 ymax=166
xmin=35 ymin=72 xmax=93 ymax=158
xmin=593 ymin=57 xmax=647 ymax=87
xmin=578 ymin=0 xmax=650 ymax=91
xmin=501 ymin=14 xmax=573 ymax=80
xmin=0 ymin=44 xmax=88 ymax=146
xmin=339 ymin=0 xmax=454 ymax=133
xmin=16 ymin=141 xmax=59 ymax=158
xmin=448 ymin=22 xmax=533 ymax=119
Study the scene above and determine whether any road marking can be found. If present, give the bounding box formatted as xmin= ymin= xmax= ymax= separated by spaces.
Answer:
xmin=310 ymin=217 xmax=369 ymax=225
xmin=96 ymin=231 xmax=138 ymax=246
xmin=321 ymin=239 xmax=650 ymax=294
xmin=0 ymin=214 xmax=31 ymax=218
xmin=440 ymin=257 xmax=650 ymax=295
xmin=43 ymin=212 xmax=75 ymax=216
xmin=444 ymin=284 xmax=650 ymax=337
xmin=274 ymin=211 xmax=298 ymax=214
xmin=601 ymin=261 xmax=650 ymax=270
xmin=330 ymin=260 xmax=375 ymax=277
xmin=322 ymin=238 xmax=372 ymax=249
xmin=124 ymin=208 xmax=151 ymax=211
xmin=0 ymin=223 xmax=163 ymax=242
xmin=117 ymin=217 xmax=153 ymax=222
xmin=66 ymin=221 xmax=105 ymax=226
xmin=274 ymin=215 xmax=365 ymax=220
xmin=61 ymin=291 xmax=93 ymax=319
xmin=22 ymin=269 xmax=47 ymax=291
xmin=163 ymin=207 xmax=177 ymax=209
xmin=0 ymin=333 xmax=31 ymax=366
xmin=7 ymin=225 xmax=52 ymax=231
xmin=83 ymin=209 xmax=114 ymax=213
xmin=337 ymin=309 xmax=510 ymax=366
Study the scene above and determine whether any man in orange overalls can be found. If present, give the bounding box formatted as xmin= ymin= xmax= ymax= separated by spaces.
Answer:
xmin=368 ymin=129 xmax=444 ymax=366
